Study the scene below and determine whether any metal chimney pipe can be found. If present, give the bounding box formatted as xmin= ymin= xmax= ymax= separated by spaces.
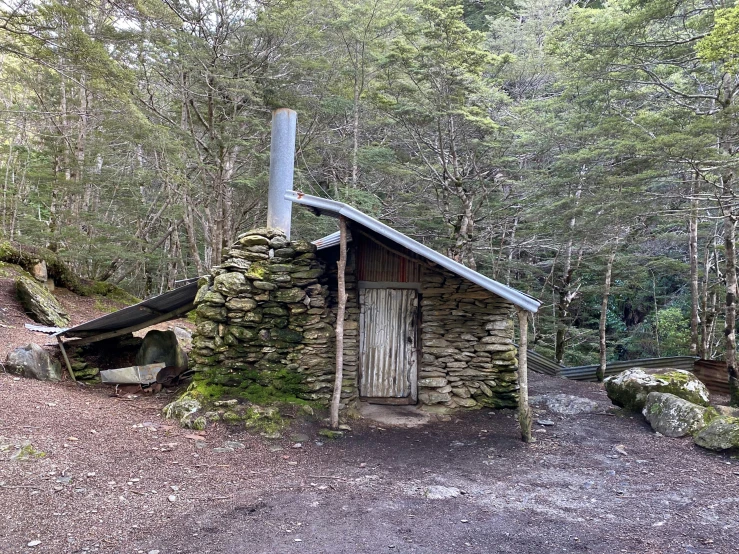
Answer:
xmin=267 ymin=108 xmax=297 ymax=239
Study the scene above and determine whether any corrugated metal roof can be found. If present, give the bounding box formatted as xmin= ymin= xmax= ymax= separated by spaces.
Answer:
xmin=287 ymin=191 xmax=541 ymax=313
xmin=58 ymin=281 xmax=199 ymax=339
xmin=312 ymin=230 xmax=353 ymax=250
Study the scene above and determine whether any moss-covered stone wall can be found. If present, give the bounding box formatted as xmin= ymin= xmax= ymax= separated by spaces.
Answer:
xmin=189 ymin=228 xmax=337 ymax=405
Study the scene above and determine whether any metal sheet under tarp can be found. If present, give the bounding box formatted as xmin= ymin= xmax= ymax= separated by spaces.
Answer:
xmin=100 ymin=363 xmax=165 ymax=385
xmin=57 ymin=280 xmax=199 ymax=340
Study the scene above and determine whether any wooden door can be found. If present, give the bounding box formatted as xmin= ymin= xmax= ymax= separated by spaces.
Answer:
xmin=359 ymin=288 xmax=418 ymax=402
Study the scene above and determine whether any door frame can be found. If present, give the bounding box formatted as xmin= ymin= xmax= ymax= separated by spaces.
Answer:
xmin=357 ymin=281 xmax=421 ymax=404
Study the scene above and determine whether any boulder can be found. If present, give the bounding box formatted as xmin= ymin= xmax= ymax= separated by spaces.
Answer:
xmin=162 ymin=397 xmax=201 ymax=427
xmin=135 ymin=330 xmax=188 ymax=370
xmin=425 ymin=485 xmax=461 ymax=499
xmin=5 ymin=344 xmax=62 ymax=381
xmin=530 ymin=393 xmax=602 ymax=415
xmin=15 ymin=275 xmax=70 ymax=327
xmin=642 ymin=392 xmax=718 ymax=437
xmin=31 ymin=260 xmax=47 ymax=282
xmin=693 ymin=416 xmax=739 ymax=451
xmin=604 ymin=368 xmax=709 ymax=411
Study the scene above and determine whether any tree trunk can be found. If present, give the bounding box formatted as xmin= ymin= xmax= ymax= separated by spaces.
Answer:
xmin=689 ymin=195 xmax=700 ymax=356
xmin=183 ymin=202 xmax=205 ymax=276
xmin=596 ymin=245 xmax=617 ymax=382
xmin=517 ymin=307 xmax=532 ymax=443
xmin=699 ymin=226 xmax=713 ymax=359
xmin=351 ymin=77 xmax=360 ymax=188
xmin=331 ymin=215 xmax=348 ymax=429
xmin=725 ymin=214 xmax=739 ymax=405
xmin=554 ymin=182 xmax=583 ymax=364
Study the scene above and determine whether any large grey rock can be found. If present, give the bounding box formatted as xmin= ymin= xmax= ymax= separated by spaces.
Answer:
xmin=6 ymin=344 xmax=62 ymax=381
xmin=693 ymin=417 xmax=739 ymax=451
xmin=530 ymin=393 xmax=602 ymax=415
xmin=31 ymin=260 xmax=47 ymax=283
xmin=604 ymin=368 xmax=709 ymax=411
xmin=15 ymin=275 xmax=70 ymax=327
xmin=135 ymin=330 xmax=188 ymax=370
xmin=642 ymin=392 xmax=718 ymax=437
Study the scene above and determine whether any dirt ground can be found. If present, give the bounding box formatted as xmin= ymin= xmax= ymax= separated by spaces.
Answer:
xmin=1 ymin=371 xmax=737 ymax=554
xmin=2 ymin=273 xmax=739 ymax=553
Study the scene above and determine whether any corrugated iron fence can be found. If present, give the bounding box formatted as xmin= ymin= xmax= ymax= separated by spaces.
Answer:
xmin=525 ymin=349 xmax=729 ymax=395
xmin=693 ymin=359 xmax=730 ymax=395
xmin=560 ymin=356 xmax=699 ymax=381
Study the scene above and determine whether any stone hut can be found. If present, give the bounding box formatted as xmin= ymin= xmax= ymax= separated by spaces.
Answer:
xmin=189 ymin=193 xmax=540 ymax=414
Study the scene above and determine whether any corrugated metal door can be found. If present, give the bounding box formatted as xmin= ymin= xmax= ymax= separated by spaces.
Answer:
xmin=359 ymin=288 xmax=418 ymax=401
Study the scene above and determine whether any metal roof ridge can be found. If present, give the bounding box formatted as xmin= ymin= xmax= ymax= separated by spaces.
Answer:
xmin=285 ymin=191 xmax=541 ymax=313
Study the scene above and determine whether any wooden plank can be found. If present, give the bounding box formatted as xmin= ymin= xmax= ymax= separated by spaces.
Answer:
xmin=56 ymin=336 xmax=76 ymax=382
xmin=517 ymin=308 xmax=532 ymax=443
xmin=357 ymin=281 xmax=421 ymax=290
xmin=330 ymin=215 xmax=348 ymax=430
xmin=361 ymin=396 xmax=415 ymax=405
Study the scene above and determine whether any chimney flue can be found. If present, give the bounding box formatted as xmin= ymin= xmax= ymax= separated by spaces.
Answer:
xmin=267 ymin=108 xmax=297 ymax=240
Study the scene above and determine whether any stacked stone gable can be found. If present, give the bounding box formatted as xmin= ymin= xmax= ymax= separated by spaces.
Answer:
xmin=190 ymin=228 xmax=340 ymax=404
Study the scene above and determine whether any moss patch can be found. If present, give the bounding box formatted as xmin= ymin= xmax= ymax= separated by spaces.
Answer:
xmin=11 ymin=443 xmax=46 ymax=461
xmin=318 ymin=429 xmax=344 ymax=440
xmin=188 ymin=367 xmax=315 ymax=407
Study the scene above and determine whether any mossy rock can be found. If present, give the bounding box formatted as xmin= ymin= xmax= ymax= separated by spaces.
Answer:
xmin=694 ymin=416 xmax=739 ymax=451
xmin=82 ymin=281 xmax=139 ymax=304
xmin=15 ymin=275 xmax=70 ymax=327
xmin=162 ymin=397 xmax=201 ymax=425
xmin=11 ymin=442 xmax=46 ymax=461
xmin=604 ymin=369 xmax=710 ymax=412
xmin=642 ymin=392 xmax=719 ymax=437
xmin=190 ymin=416 xmax=207 ymax=430
xmin=318 ymin=429 xmax=344 ymax=440
xmin=0 ymin=240 xmax=83 ymax=294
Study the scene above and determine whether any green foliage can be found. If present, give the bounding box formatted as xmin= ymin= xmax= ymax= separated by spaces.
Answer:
xmin=697 ymin=6 xmax=739 ymax=74
xmin=655 ymin=307 xmax=692 ymax=357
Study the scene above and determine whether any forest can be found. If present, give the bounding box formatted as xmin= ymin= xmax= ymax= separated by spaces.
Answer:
xmin=0 ymin=0 xmax=737 ymax=370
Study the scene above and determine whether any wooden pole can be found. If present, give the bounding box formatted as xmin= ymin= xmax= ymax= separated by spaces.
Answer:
xmin=331 ymin=215 xmax=348 ymax=429
xmin=517 ymin=308 xmax=532 ymax=443
xmin=57 ymin=336 xmax=76 ymax=382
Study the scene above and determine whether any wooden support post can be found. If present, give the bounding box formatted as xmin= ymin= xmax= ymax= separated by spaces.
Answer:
xmin=331 ymin=215 xmax=348 ymax=430
xmin=517 ymin=308 xmax=532 ymax=443
xmin=57 ymin=336 xmax=76 ymax=382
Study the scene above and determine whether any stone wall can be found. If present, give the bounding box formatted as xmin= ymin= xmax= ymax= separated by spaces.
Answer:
xmin=189 ymin=228 xmax=337 ymax=404
xmin=418 ymin=268 xmax=518 ymax=411
xmin=189 ymin=228 xmax=518 ymax=412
